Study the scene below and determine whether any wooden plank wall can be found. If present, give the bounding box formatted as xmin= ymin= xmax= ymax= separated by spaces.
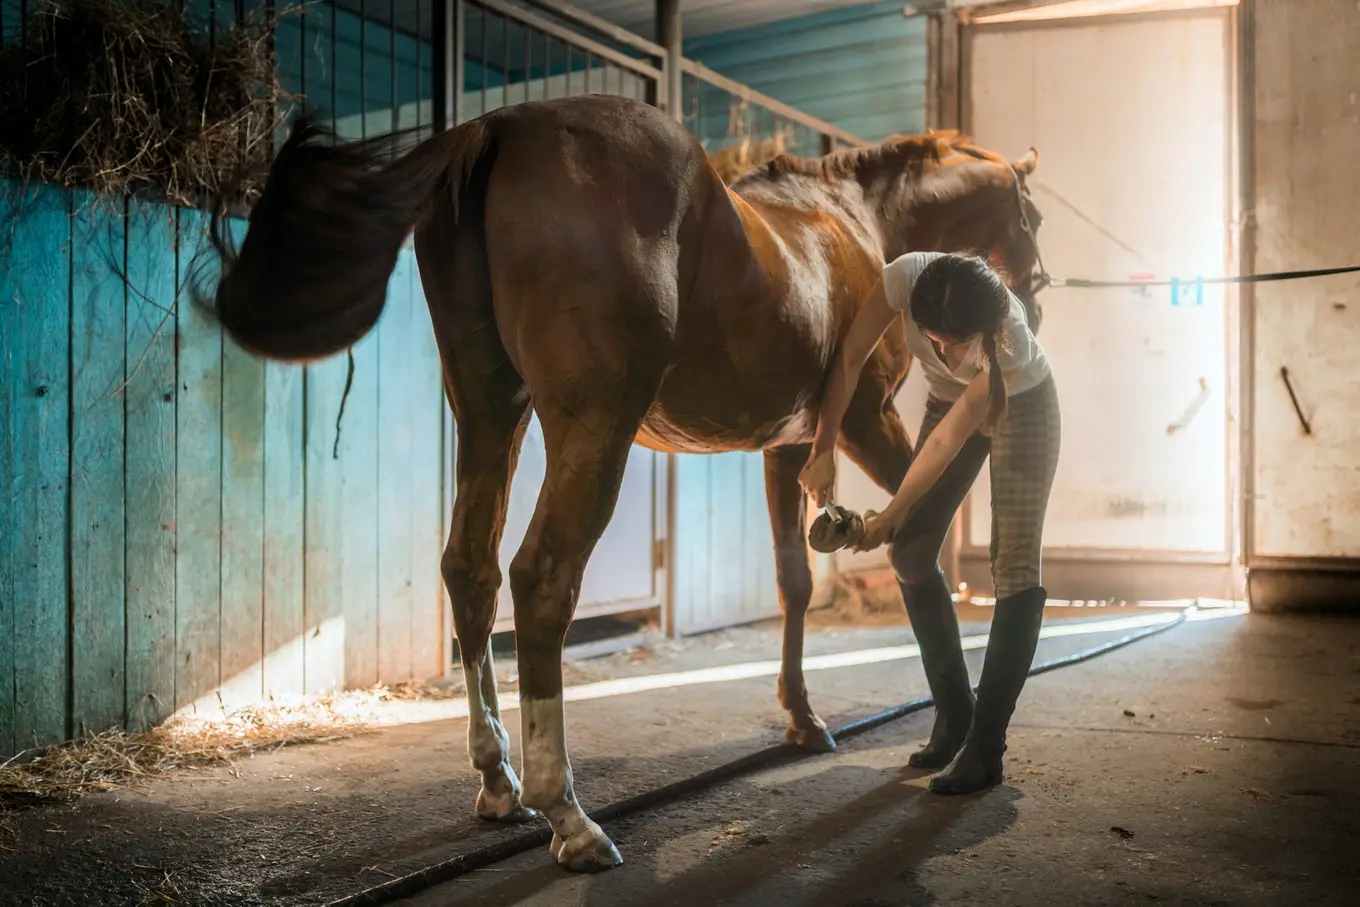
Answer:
xmin=0 ymin=183 xmax=447 ymax=755
xmin=672 ymin=453 xmax=779 ymax=637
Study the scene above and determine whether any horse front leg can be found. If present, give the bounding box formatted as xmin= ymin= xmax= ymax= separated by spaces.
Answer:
xmin=764 ymin=445 xmax=836 ymax=753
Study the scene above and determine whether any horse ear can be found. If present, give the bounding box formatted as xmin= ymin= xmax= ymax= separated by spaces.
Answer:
xmin=1012 ymin=148 xmax=1039 ymax=175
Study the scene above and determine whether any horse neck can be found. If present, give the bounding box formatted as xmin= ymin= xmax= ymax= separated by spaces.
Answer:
xmin=857 ymin=159 xmax=1012 ymax=262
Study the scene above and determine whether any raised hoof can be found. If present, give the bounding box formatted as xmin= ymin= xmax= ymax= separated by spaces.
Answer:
xmin=785 ymin=721 xmax=837 ymax=754
xmin=550 ymin=822 xmax=624 ymax=872
xmin=927 ymin=745 xmax=1004 ymax=796
xmin=475 ymin=788 xmax=538 ymax=824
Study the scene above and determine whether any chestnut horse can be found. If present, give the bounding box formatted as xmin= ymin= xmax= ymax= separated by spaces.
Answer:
xmin=204 ymin=94 xmax=1045 ymax=871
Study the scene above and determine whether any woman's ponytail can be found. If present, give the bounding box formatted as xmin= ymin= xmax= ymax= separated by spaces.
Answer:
xmin=982 ymin=331 xmax=1008 ymax=432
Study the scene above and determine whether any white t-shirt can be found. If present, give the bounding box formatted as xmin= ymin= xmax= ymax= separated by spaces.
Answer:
xmin=880 ymin=251 xmax=1051 ymax=402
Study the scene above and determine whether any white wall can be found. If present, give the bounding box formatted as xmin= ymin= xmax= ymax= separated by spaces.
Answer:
xmin=1246 ymin=0 xmax=1360 ymax=562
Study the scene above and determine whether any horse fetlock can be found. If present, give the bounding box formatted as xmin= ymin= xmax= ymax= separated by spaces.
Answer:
xmin=468 ymin=715 xmax=512 ymax=770
xmin=550 ymin=819 xmax=624 ymax=872
xmin=475 ymin=767 xmax=536 ymax=823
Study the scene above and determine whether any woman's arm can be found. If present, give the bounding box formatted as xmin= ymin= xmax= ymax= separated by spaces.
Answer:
xmin=810 ymin=279 xmax=901 ymax=457
xmin=880 ymin=369 xmax=992 ymax=526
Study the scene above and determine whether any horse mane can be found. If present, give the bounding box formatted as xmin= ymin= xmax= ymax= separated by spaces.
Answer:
xmin=750 ymin=129 xmax=1010 ymax=183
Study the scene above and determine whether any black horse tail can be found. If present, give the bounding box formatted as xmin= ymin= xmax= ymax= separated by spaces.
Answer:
xmin=200 ymin=112 xmax=494 ymax=362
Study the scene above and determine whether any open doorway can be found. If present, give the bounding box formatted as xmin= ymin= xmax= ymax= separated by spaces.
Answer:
xmin=949 ymin=1 xmax=1244 ymax=602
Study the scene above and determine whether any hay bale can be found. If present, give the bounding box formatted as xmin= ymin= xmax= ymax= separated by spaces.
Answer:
xmin=0 ymin=0 xmax=291 ymax=207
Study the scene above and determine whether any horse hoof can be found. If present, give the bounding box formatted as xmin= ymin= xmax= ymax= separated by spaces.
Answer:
xmin=550 ymin=822 xmax=624 ymax=872
xmin=476 ymin=787 xmax=538 ymax=823
xmin=786 ymin=721 xmax=837 ymax=754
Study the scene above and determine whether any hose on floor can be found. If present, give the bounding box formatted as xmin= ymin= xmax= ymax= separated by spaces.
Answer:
xmin=326 ymin=605 xmax=1194 ymax=906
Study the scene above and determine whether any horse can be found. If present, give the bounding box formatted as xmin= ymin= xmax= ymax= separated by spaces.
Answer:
xmin=202 ymin=93 xmax=1045 ymax=872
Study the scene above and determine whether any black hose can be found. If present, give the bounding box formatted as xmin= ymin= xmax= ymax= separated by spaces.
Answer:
xmin=326 ymin=608 xmax=1192 ymax=906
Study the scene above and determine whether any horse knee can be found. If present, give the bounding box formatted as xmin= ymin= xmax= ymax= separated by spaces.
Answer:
xmin=443 ymin=549 xmax=501 ymax=643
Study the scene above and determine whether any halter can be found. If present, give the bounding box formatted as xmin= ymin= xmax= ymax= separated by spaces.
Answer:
xmin=1009 ymin=163 xmax=1052 ymax=294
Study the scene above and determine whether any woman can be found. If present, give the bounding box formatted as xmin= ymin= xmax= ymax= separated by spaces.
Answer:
xmin=800 ymin=251 xmax=1060 ymax=795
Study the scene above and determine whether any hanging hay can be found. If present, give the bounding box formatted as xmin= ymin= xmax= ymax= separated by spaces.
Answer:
xmin=707 ymin=131 xmax=794 ymax=184
xmin=0 ymin=0 xmax=292 ymax=208
xmin=0 ymin=681 xmax=470 ymax=807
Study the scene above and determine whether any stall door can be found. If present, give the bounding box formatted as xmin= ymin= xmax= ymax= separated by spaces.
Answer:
xmin=488 ymin=415 xmax=663 ymax=634
xmin=963 ymin=8 xmax=1237 ymax=598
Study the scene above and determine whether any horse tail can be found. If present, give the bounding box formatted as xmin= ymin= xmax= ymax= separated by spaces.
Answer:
xmin=201 ymin=112 xmax=494 ymax=361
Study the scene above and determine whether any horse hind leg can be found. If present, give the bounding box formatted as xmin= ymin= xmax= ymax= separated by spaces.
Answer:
xmin=510 ymin=377 xmax=664 ymax=871
xmin=764 ymin=445 xmax=836 ymax=753
xmin=444 ymin=396 xmax=533 ymax=823
xmin=416 ymin=210 xmax=534 ymax=823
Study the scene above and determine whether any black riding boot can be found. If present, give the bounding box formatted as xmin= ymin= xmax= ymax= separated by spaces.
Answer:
xmin=902 ymin=568 xmax=974 ymax=769
xmin=929 ymin=585 xmax=1047 ymax=795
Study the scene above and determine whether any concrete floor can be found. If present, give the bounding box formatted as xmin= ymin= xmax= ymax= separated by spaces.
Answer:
xmin=393 ymin=609 xmax=1359 ymax=907
xmin=1 ymin=606 xmax=1356 ymax=907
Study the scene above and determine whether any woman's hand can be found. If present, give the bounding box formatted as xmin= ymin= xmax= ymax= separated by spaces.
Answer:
xmin=853 ymin=509 xmax=896 ymax=553
xmin=799 ymin=449 xmax=837 ymax=507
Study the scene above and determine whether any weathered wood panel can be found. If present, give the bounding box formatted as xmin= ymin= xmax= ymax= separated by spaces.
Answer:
xmin=340 ymin=330 xmax=381 ymax=690
xmin=0 ymin=185 xmax=19 ymax=754
xmin=377 ymin=252 xmax=417 ymax=683
xmin=262 ymin=357 xmax=306 ymax=698
xmin=174 ymin=207 xmax=224 ymax=716
xmin=7 ymin=182 xmax=73 ymax=745
xmin=405 ymin=249 xmax=448 ymax=678
xmin=218 ymin=217 xmax=267 ymax=711
xmin=672 ymin=452 xmax=778 ymax=637
xmin=123 ymin=199 xmax=179 ymax=729
xmin=69 ymin=191 xmax=128 ymax=735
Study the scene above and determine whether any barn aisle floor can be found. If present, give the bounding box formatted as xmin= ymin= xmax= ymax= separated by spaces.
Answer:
xmin=1 ymin=605 xmax=1356 ymax=907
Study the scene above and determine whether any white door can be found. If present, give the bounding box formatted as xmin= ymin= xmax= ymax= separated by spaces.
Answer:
xmin=963 ymin=9 xmax=1237 ymax=596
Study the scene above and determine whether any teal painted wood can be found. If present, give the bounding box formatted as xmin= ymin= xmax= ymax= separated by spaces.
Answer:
xmin=262 ymin=356 xmax=305 ymax=698
xmin=218 ymin=217 xmax=266 ymax=710
xmin=710 ymin=454 xmax=748 ymax=627
xmin=6 ymin=181 xmax=73 ymax=745
xmin=672 ymin=454 xmax=712 ymax=635
xmin=123 ymin=198 xmax=179 ymax=730
xmin=404 ymin=249 xmax=447 ymax=680
xmin=174 ymin=207 xmax=223 ymax=716
xmin=0 ymin=183 xmax=19 ymax=754
xmin=377 ymin=249 xmax=417 ymax=683
xmin=685 ymin=1 xmax=929 ymax=142
xmin=69 ymin=190 xmax=128 ymax=736
xmin=303 ymin=350 xmax=348 ymax=695
xmin=671 ymin=451 xmax=781 ymax=637
xmin=340 ymin=327 xmax=381 ymax=689
xmin=742 ymin=454 xmax=776 ymax=622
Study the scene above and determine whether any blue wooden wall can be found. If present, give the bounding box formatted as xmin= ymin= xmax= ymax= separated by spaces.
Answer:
xmin=0 ymin=0 xmax=893 ymax=755
xmin=0 ymin=182 xmax=447 ymax=755
xmin=684 ymin=0 xmax=930 ymax=143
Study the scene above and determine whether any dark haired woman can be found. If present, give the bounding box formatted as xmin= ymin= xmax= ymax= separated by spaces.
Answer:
xmin=799 ymin=251 xmax=1060 ymax=795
